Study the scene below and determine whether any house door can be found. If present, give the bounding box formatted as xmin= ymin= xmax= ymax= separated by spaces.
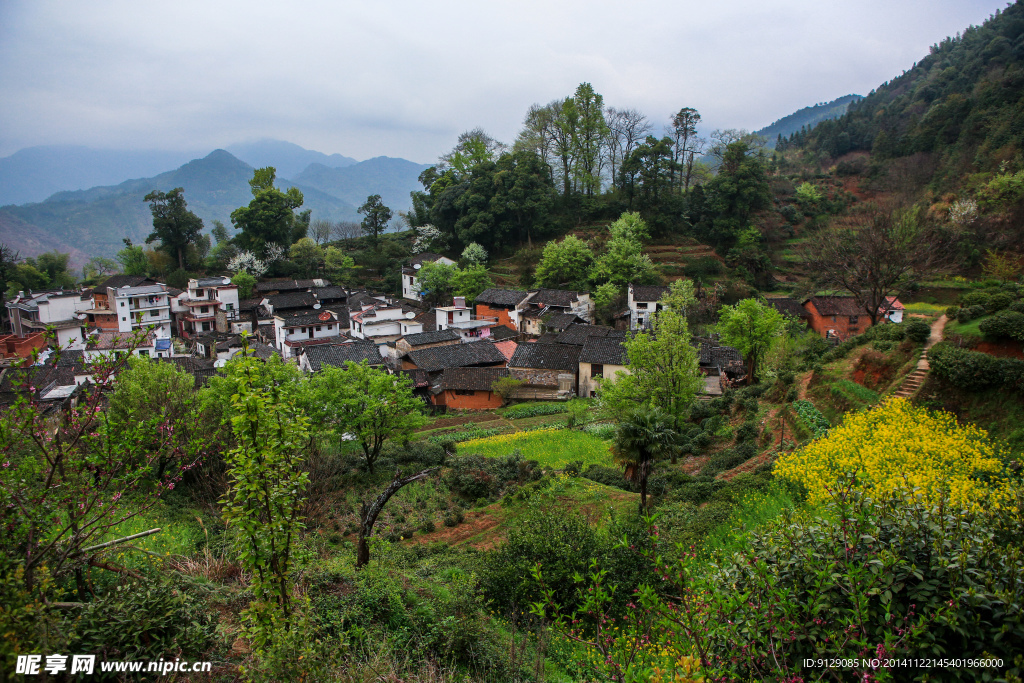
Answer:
xmin=448 ymin=311 xmax=454 ymax=324
xmin=308 ymin=328 xmax=314 ymax=339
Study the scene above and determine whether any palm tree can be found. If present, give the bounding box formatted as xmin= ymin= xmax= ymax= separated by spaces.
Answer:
xmin=613 ymin=407 xmax=678 ymax=510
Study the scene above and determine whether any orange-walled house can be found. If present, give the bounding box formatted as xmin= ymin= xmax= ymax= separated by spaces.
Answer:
xmin=803 ymin=296 xmax=872 ymax=340
xmin=430 ymin=367 xmax=510 ymax=410
xmin=474 ymin=288 xmax=527 ymax=330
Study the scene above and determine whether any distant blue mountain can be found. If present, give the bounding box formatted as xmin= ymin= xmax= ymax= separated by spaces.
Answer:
xmin=294 ymin=156 xmax=431 ymax=216
xmin=0 ymin=145 xmax=202 ymax=206
xmin=225 ymin=139 xmax=359 ymax=179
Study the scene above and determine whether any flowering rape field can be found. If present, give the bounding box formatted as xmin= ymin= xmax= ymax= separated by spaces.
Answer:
xmin=459 ymin=427 xmax=614 ymax=469
xmin=775 ymin=397 xmax=1014 ymax=510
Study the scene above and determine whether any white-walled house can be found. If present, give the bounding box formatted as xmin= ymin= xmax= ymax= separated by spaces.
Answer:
xmin=110 ymin=285 xmax=172 ymax=339
xmin=179 ymin=277 xmax=243 ymax=337
xmin=626 ymin=284 xmax=669 ymax=330
xmin=435 ymin=296 xmax=497 ymax=342
xmin=273 ymin=309 xmax=347 ymax=358
xmin=879 ymin=296 xmax=905 ymax=324
xmin=5 ymin=290 xmax=91 ymax=351
xmin=350 ymin=304 xmax=423 ymax=344
xmin=401 ymin=253 xmax=456 ymax=301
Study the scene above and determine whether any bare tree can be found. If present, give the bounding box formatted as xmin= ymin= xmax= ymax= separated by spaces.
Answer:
xmin=357 ymin=467 xmax=439 ymax=568
xmin=310 ymin=218 xmax=332 ymax=246
xmin=670 ymin=108 xmax=702 ymax=192
xmin=707 ymin=129 xmax=767 ymax=166
xmin=606 ymin=107 xmax=651 ymax=191
xmin=805 ymin=205 xmax=952 ymax=325
xmin=331 ymin=220 xmax=361 ymax=243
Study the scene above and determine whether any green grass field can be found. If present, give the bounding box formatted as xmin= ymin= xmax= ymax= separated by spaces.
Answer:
xmin=457 ymin=428 xmax=614 ymax=469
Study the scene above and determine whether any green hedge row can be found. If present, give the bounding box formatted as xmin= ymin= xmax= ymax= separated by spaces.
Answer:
xmin=503 ymin=403 xmax=568 ymax=419
xmin=928 ymin=342 xmax=1024 ymax=391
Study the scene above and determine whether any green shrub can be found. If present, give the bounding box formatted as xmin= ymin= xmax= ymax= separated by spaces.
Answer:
xmin=444 ymin=450 xmax=541 ymax=501
xmin=735 ymin=422 xmax=759 ymax=443
xmin=957 ymin=304 xmax=987 ymax=323
xmin=583 ymin=464 xmax=634 ymax=492
xmin=979 ymin=310 xmax=1024 ymax=341
xmin=423 ymin=519 xmax=436 ymax=533
xmin=905 ymin=319 xmax=932 ymax=343
xmin=503 ymin=403 xmax=568 ymax=420
xmin=928 ymin=342 xmax=1024 ymax=391
xmin=682 ymin=256 xmax=722 ymax=277
xmin=1010 ymin=300 xmax=1024 ymax=314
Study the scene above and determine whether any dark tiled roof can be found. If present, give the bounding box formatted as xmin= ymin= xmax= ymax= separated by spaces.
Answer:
xmin=238 ymin=298 xmax=262 ymax=311
xmin=347 ymin=291 xmax=389 ymax=309
xmin=475 ymin=288 xmax=528 ymax=307
xmin=486 ymin=325 xmax=518 ymax=341
xmin=437 ymin=366 xmax=510 ymax=391
xmin=413 ymin=310 xmax=436 ymax=332
xmin=406 ymin=342 xmax=507 ymax=372
xmin=631 ymin=285 xmax=669 ymax=302
xmin=158 ymin=356 xmax=215 ymax=373
xmin=401 ymin=368 xmax=430 ymax=388
xmin=531 ymin=288 xmax=584 ymax=308
xmin=579 ymin=337 xmax=629 ymax=365
xmin=403 ymin=328 xmax=461 ymax=346
xmin=807 ymin=296 xmax=864 ymax=317
xmin=543 ymin=312 xmax=583 ymax=331
xmin=535 ymin=333 xmax=560 ymax=344
xmin=267 ymin=292 xmax=318 ymax=310
xmin=509 ymin=343 xmax=581 ymax=372
xmin=303 ymin=344 xmax=384 ymax=372
xmin=0 ymin=366 xmax=77 ymax=401
xmin=409 ymin=252 xmax=448 ymax=266
xmin=190 ymin=368 xmax=218 ymax=388
xmin=313 ymin=286 xmax=346 ymax=301
xmin=555 ymin=323 xmax=625 ymax=346
xmin=767 ymin=297 xmax=810 ymax=318
xmin=255 ymin=279 xmax=321 ymax=293
xmin=711 ymin=346 xmax=744 ymax=367
xmin=55 ymin=350 xmax=86 ymax=367
xmin=245 ymin=342 xmax=278 ymax=360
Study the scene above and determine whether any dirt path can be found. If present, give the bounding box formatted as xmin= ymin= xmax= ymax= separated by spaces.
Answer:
xmin=918 ymin=314 xmax=948 ymax=371
xmin=893 ymin=314 xmax=947 ymax=398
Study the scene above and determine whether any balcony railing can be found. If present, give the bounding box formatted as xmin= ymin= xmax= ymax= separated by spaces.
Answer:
xmin=131 ymin=298 xmax=169 ymax=310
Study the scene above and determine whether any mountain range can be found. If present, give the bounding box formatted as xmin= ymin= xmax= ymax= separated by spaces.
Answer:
xmin=754 ymin=94 xmax=863 ymax=148
xmin=0 ymin=143 xmax=430 ymax=265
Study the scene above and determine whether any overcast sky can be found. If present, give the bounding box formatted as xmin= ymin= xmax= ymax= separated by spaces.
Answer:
xmin=0 ymin=0 xmax=1009 ymax=164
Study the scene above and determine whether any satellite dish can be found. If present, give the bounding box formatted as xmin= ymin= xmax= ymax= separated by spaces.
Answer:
xmin=413 ymin=263 xmax=422 ymax=270
xmin=313 ymin=303 xmax=321 ymax=309
xmin=318 ymin=311 xmax=332 ymax=322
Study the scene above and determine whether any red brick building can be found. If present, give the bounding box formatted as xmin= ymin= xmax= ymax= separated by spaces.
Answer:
xmin=803 ymin=296 xmax=871 ymax=340
xmin=430 ymin=367 xmax=510 ymax=410
xmin=474 ymin=288 xmax=527 ymax=330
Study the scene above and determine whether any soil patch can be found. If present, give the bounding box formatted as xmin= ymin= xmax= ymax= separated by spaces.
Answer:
xmin=973 ymin=340 xmax=1024 ymax=359
xmin=405 ymin=506 xmax=504 ymax=549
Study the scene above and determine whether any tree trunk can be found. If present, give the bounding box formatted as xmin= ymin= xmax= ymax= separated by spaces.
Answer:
xmin=356 ymin=467 xmax=438 ymax=569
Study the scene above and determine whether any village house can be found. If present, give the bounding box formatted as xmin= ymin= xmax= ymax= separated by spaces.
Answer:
xmin=178 ymin=277 xmax=242 ymax=338
xmin=394 ymin=328 xmax=462 ymax=357
xmin=803 ymin=296 xmax=872 ymax=340
xmin=519 ymin=288 xmax=594 ymax=335
xmin=507 ymin=342 xmax=581 ymax=400
xmin=350 ymin=303 xmax=423 ymax=344
xmin=109 ymin=284 xmax=173 ymax=340
xmin=84 ymin=275 xmax=157 ymax=331
xmin=553 ymin=322 xmax=625 ymax=347
xmin=297 ymin=342 xmax=386 ymax=373
xmin=82 ymin=330 xmax=162 ymax=361
xmin=578 ymin=335 xmax=630 ymax=397
xmin=435 ymin=296 xmax=497 ymax=341
xmin=273 ymin=308 xmax=348 ymax=358
xmin=474 ymin=288 xmax=528 ymax=330
xmin=626 ymin=284 xmax=669 ymax=330
xmin=429 ymin=367 xmax=510 ymax=411
xmin=5 ymin=290 xmax=90 ymax=353
xmin=766 ymin=296 xmax=812 ymax=324
xmin=402 ymin=341 xmax=507 ymax=378
xmin=401 ymin=253 xmax=457 ymax=301
xmin=879 ymin=296 xmax=905 ymax=323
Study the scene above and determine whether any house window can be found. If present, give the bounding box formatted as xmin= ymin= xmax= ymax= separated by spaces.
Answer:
xmin=120 ymin=301 xmax=125 ymax=307
xmin=196 ymin=289 xmax=204 ymax=297
xmin=591 ymin=363 xmax=604 ymax=378
xmin=121 ymin=316 xmax=127 ymax=322
xmin=227 ymin=303 xmax=234 ymax=311
xmin=138 ymin=350 xmax=148 ymax=357
xmin=849 ymin=316 xmax=859 ymax=324
xmin=316 ymin=326 xmax=322 ymax=332
xmin=150 ymin=309 xmax=160 ymax=317
xmin=327 ymin=325 xmax=333 ymax=331
xmin=202 ymin=322 xmax=211 ymax=331
xmin=200 ymin=306 xmax=209 ymax=314
xmin=637 ymin=302 xmax=648 ymax=309
xmin=454 ymin=389 xmax=474 ymax=396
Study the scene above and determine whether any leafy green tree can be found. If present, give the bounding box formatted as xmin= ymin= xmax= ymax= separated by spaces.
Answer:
xmin=304 ymin=361 xmax=426 ymax=473
xmin=598 ymin=303 xmax=703 ymax=427
xmin=671 ymin=107 xmax=702 ymax=192
xmin=441 ymin=128 xmax=506 ymax=176
xmin=613 ymin=408 xmax=678 ymax=509
xmin=488 ymin=150 xmax=557 ymax=247
xmin=693 ymin=141 xmax=772 ymax=247
xmin=24 ymin=251 xmax=75 ymax=288
xmin=567 ymin=82 xmax=609 ymax=196
xmin=143 ymin=188 xmax=204 ymax=270
xmin=452 ymin=264 xmax=493 ymax=304
xmin=211 ymin=220 xmax=232 ymax=245
xmin=620 ymin=135 xmax=676 ymax=211
xmin=83 ymin=257 xmax=118 ymax=283
xmin=718 ymin=298 xmax=785 ymax=384
xmin=358 ymin=194 xmax=392 ymax=250
xmin=590 ymin=212 xmax=659 ymax=287
xmin=415 ymin=259 xmax=460 ymax=306
xmin=231 ymin=167 xmax=305 ymax=256
xmin=220 ymin=353 xmax=310 ymax=649
xmin=287 ymin=237 xmax=324 ymax=277
xmin=232 ymin=271 xmax=257 ymax=299
xmin=533 ymin=235 xmax=594 ymax=290
xmin=324 ymin=246 xmax=354 ymax=283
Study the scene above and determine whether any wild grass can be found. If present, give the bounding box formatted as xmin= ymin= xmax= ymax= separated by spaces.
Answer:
xmin=700 ymin=484 xmax=802 ymax=558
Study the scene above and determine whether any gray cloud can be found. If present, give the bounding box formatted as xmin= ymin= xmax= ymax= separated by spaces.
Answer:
xmin=0 ymin=0 xmax=1008 ymax=163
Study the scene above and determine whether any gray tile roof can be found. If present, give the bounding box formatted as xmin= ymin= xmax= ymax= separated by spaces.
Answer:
xmin=542 ymin=311 xmax=584 ymax=331
xmin=531 ymin=288 xmax=585 ymax=308
xmin=97 ymin=275 xmax=154 ymax=291
xmin=555 ymin=323 xmax=625 ymax=346
xmin=403 ymin=328 xmax=461 ymax=346
xmin=579 ymin=336 xmax=629 ymax=365
xmin=509 ymin=342 xmax=581 ymax=372
xmin=630 ymin=285 xmax=669 ymax=302
xmin=767 ymin=297 xmax=810 ymax=318
xmin=406 ymin=342 xmax=507 ymax=373
xmin=255 ymin=279 xmax=322 ymax=293
xmin=303 ymin=344 xmax=384 ymax=372
xmin=436 ymin=366 xmax=510 ymax=391
xmin=267 ymin=291 xmax=318 ymax=310
xmin=486 ymin=325 xmax=518 ymax=341
xmin=475 ymin=288 xmax=528 ymax=307
xmin=806 ymin=296 xmax=864 ymax=317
